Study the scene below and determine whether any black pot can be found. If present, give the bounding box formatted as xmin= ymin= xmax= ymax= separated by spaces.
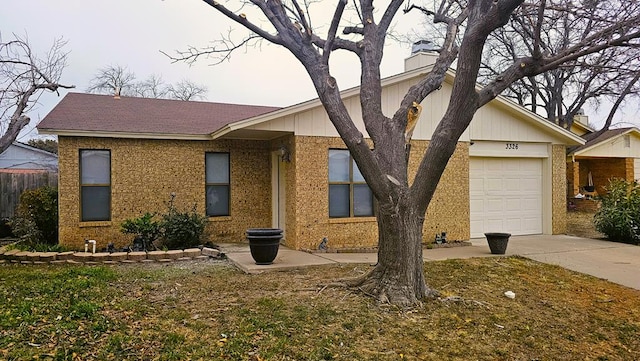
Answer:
xmin=246 ymin=228 xmax=283 ymax=265
xmin=484 ymin=232 xmax=511 ymax=255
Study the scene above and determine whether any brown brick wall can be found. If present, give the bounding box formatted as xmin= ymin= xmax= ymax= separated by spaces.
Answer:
xmin=289 ymin=137 xmax=469 ymax=250
xmin=58 ymin=136 xmax=272 ymax=250
xmin=578 ymin=158 xmax=628 ymax=195
xmin=566 ymin=160 xmax=580 ymax=197
xmin=552 ymin=145 xmax=567 ymax=234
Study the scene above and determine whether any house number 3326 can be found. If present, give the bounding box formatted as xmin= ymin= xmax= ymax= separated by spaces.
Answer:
xmin=505 ymin=143 xmax=519 ymax=150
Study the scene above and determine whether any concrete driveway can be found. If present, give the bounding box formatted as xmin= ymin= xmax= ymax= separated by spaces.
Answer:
xmin=223 ymin=235 xmax=640 ymax=291
xmin=485 ymin=235 xmax=640 ymax=290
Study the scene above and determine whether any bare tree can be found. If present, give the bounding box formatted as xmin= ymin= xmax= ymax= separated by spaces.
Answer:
xmin=170 ymin=0 xmax=640 ymax=305
xmin=480 ymin=1 xmax=640 ymax=130
xmin=87 ymin=65 xmax=207 ymax=100
xmin=166 ymin=79 xmax=207 ymax=101
xmin=86 ymin=64 xmax=136 ymax=96
xmin=0 ymin=34 xmax=74 ymax=155
xmin=131 ymin=74 xmax=170 ymax=99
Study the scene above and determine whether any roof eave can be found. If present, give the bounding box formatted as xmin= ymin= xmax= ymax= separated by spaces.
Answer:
xmin=11 ymin=142 xmax=59 ymax=158
xmin=38 ymin=128 xmax=213 ymax=141
xmin=571 ymin=127 xmax=640 ymax=156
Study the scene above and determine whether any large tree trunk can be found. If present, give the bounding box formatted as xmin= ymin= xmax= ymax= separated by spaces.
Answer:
xmin=350 ymin=197 xmax=437 ymax=306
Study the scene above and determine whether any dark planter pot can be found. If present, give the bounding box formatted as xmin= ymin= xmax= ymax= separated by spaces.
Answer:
xmin=484 ymin=232 xmax=511 ymax=255
xmin=584 ymin=185 xmax=595 ymax=192
xmin=246 ymin=228 xmax=283 ymax=265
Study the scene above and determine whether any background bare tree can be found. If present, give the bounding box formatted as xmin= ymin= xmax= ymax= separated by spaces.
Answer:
xmin=166 ymin=79 xmax=208 ymax=101
xmin=86 ymin=64 xmax=136 ymax=96
xmin=87 ymin=64 xmax=207 ymax=100
xmin=131 ymin=74 xmax=169 ymax=99
xmin=0 ymin=34 xmax=73 ymax=154
xmin=479 ymin=1 xmax=640 ymax=132
xmin=171 ymin=0 xmax=640 ymax=305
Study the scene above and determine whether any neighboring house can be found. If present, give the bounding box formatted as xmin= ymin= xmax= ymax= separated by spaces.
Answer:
xmin=0 ymin=142 xmax=58 ymax=172
xmin=0 ymin=142 xmax=58 ymax=219
xmin=567 ymin=124 xmax=640 ymax=197
xmin=38 ymin=51 xmax=583 ymax=251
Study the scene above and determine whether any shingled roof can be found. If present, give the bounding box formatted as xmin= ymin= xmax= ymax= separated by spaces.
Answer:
xmin=37 ymin=93 xmax=280 ymax=136
xmin=569 ymin=127 xmax=634 ymax=154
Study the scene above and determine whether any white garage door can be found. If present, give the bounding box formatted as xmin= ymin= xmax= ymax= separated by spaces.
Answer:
xmin=470 ymin=158 xmax=543 ymax=238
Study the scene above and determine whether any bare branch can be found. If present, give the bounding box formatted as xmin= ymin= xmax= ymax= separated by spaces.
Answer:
xmin=587 ymin=71 xmax=640 ymax=140
xmin=342 ymin=26 xmax=364 ymax=35
xmin=403 ymin=4 xmax=435 ymax=16
xmin=162 ymin=33 xmax=263 ymax=66
xmin=322 ymin=0 xmax=348 ymax=65
xmin=202 ymin=0 xmax=282 ymax=45
xmin=0 ymin=33 xmax=73 ymax=153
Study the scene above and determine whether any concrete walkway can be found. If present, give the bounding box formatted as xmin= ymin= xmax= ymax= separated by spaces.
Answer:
xmin=222 ymin=235 xmax=640 ymax=291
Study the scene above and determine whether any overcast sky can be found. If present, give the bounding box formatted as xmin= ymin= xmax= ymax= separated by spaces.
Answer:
xmin=2 ymin=0 xmax=637 ymax=141
xmin=2 ymin=0 xmax=421 ymax=141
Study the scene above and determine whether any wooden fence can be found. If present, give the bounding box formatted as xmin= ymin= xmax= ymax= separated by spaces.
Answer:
xmin=0 ymin=172 xmax=58 ymax=219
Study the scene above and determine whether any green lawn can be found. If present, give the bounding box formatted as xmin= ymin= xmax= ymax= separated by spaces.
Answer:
xmin=1 ymin=257 xmax=639 ymax=360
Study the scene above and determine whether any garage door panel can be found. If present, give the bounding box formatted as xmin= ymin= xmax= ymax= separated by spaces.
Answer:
xmin=486 ymin=219 xmax=505 ymax=231
xmin=486 ymin=178 xmax=503 ymax=191
xmin=521 ymin=178 xmax=540 ymax=189
xmin=469 ymin=199 xmax=484 ymax=212
xmin=470 ymin=178 xmax=485 ymax=191
xmin=505 ymin=218 xmax=522 ymax=230
xmin=504 ymin=181 xmax=521 ymax=191
xmin=505 ymin=198 xmax=522 ymax=211
xmin=486 ymin=199 xmax=503 ymax=212
xmin=470 ymin=157 xmax=543 ymax=238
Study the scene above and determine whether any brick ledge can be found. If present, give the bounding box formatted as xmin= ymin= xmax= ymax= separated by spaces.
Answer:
xmin=0 ymin=247 xmax=224 ymax=265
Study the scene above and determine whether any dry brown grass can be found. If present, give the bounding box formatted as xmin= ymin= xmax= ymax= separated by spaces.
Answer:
xmin=2 ymin=257 xmax=639 ymax=360
xmin=566 ymin=210 xmax=606 ymax=239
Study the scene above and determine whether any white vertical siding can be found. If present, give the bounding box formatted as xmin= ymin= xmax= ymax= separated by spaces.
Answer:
xmin=245 ymin=72 xmax=576 ymax=145
xmin=578 ymin=133 xmax=640 ymax=158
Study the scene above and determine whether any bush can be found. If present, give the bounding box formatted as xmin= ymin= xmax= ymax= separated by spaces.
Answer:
xmin=0 ymin=218 xmax=14 ymax=238
xmin=119 ymin=195 xmax=207 ymax=251
xmin=160 ymin=195 xmax=206 ymax=250
xmin=9 ymin=242 xmax=67 ymax=253
xmin=10 ymin=186 xmax=58 ymax=245
xmin=593 ymin=178 xmax=640 ymax=245
xmin=121 ymin=212 xmax=162 ymax=251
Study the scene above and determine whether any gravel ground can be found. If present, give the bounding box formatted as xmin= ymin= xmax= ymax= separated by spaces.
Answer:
xmin=566 ymin=210 xmax=606 ymax=239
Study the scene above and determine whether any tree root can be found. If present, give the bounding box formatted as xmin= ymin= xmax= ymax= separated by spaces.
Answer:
xmin=314 ymin=268 xmax=439 ymax=307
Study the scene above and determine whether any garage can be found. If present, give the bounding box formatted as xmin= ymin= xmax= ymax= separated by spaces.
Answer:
xmin=470 ymin=157 xmax=543 ymax=238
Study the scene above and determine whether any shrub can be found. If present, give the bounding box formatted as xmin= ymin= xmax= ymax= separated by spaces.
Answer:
xmin=10 ymin=186 xmax=58 ymax=245
xmin=593 ymin=178 xmax=640 ymax=245
xmin=160 ymin=195 xmax=206 ymax=250
xmin=10 ymin=242 xmax=67 ymax=252
xmin=121 ymin=212 xmax=162 ymax=251
xmin=0 ymin=218 xmax=14 ymax=238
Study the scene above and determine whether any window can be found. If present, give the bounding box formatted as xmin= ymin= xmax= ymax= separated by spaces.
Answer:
xmin=328 ymin=149 xmax=374 ymax=217
xmin=206 ymin=152 xmax=230 ymax=216
xmin=80 ymin=150 xmax=111 ymax=221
